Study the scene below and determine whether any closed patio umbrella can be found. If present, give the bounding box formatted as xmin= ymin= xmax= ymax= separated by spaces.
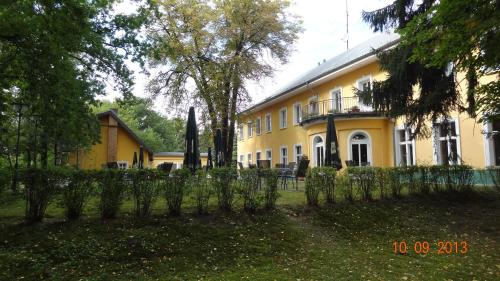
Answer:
xmin=183 ymin=107 xmax=201 ymax=173
xmin=325 ymin=114 xmax=342 ymax=170
xmin=139 ymin=146 xmax=144 ymax=169
xmin=133 ymin=152 xmax=138 ymax=168
xmin=207 ymin=147 xmax=213 ymax=170
xmin=214 ymin=128 xmax=225 ymax=167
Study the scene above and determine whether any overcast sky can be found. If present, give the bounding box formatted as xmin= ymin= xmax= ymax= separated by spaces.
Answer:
xmin=105 ymin=0 xmax=393 ymax=114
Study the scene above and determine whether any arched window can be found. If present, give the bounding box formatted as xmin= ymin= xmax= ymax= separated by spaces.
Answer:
xmin=313 ymin=135 xmax=324 ymax=167
xmin=348 ymin=131 xmax=371 ymax=166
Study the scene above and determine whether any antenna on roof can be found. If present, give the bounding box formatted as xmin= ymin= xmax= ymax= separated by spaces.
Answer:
xmin=346 ymin=0 xmax=349 ymax=51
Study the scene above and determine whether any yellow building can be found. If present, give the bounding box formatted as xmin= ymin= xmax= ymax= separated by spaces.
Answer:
xmin=153 ymin=152 xmax=209 ymax=170
xmin=237 ymin=33 xmax=500 ymax=169
xmin=68 ymin=110 xmax=154 ymax=169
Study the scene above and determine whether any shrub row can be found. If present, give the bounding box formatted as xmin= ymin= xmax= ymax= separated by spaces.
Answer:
xmin=17 ymin=166 xmax=280 ymax=223
xmin=305 ymin=165 xmax=477 ymax=206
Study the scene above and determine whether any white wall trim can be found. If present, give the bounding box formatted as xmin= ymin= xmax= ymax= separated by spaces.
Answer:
xmin=347 ymin=130 xmax=373 ymax=165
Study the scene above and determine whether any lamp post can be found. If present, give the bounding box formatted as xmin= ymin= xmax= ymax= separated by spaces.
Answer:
xmin=11 ymin=102 xmax=27 ymax=192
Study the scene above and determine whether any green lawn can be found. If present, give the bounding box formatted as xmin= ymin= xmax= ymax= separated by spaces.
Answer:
xmin=0 ymin=187 xmax=499 ymax=280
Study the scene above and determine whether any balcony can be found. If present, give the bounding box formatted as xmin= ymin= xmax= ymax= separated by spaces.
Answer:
xmin=300 ymin=97 xmax=378 ymax=125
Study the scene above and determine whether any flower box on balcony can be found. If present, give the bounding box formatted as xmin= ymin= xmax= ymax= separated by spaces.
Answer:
xmin=349 ymin=106 xmax=360 ymax=113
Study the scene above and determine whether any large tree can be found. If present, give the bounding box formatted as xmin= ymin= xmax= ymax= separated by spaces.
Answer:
xmin=0 ymin=0 xmax=145 ymax=170
xmin=146 ymin=0 xmax=301 ymax=163
xmin=360 ymin=0 xmax=499 ymax=138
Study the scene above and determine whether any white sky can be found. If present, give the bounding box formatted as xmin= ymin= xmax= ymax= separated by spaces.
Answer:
xmin=104 ymin=0 xmax=393 ymax=114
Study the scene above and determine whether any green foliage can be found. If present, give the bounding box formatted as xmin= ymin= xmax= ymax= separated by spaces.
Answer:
xmin=262 ymin=169 xmax=279 ymax=210
xmin=210 ymin=167 xmax=238 ymax=212
xmin=129 ymin=169 xmax=161 ymax=218
xmin=0 ymin=168 xmax=11 ymax=193
xmin=238 ymin=169 xmax=261 ymax=214
xmin=305 ymin=168 xmax=321 ymax=206
xmin=96 ymin=169 xmax=128 ymax=219
xmin=374 ymin=168 xmax=389 ymax=199
xmin=336 ymin=171 xmax=354 ymax=202
xmin=21 ymin=167 xmax=67 ymax=223
xmin=60 ymin=169 xmax=96 ymax=220
xmin=164 ymin=168 xmax=190 ymax=216
xmin=189 ymin=170 xmax=212 ymax=215
xmin=387 ymin=167 xmax=404 ymax=198
xmin=487 ymin=167 xmax=500 ymax=188
xmin=146 ymin=0 xmax=302 ymax=163
xmin=313 ymin=167 xmax=336 ymax=204
xmin=348 ymin=167 xmax=376 ymax=201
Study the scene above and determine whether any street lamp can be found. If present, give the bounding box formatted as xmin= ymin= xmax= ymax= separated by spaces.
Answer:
xmin=11 ymin=102 xmax=27 ymax=192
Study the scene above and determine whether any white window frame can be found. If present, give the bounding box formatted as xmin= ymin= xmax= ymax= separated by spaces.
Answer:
xmin=395 ymin=125 xmax=416 ymax=166
xmin=265 ymin=149 xmax=272 ymax=164
xmin=239 ymin=154 xmax=244 ymax=164
xmin=256 ymin=150 xmax=262 ymax=162
xmin=356 ymin=75 xmax=373 ymax=110
xmin=330 ymin=87 xmax=343 ymax=113
xmin=117 ymin=161 xmax=129 ymax=170
xmin=347 ymin=130 xmax=372 ymax=166
xmin=265 ymin=113 xmax=272 ymax=132
xmin=483 ymin=120 xmax=500 ymax=166
xmin=294 ymin=144 xmax=303 ymax=163
xmin=293 ymin=102 xmax=302 ymax=125
xmin=280 ymin=145 xmax=288 ymax=165
xmin=255 ymin=117 xmax=261 ymax=135
xmin=238 ymin=124 xmax=244 ymax=140
xmin=432 ymin=118 xmax=461 ymax=165
xmin=247 ymin=153 xmax=253 ymax=166
xmin=247 ymin=121 xmax=253 ymax=138
xmin=279 ymin=107 xmax=287 ymax=129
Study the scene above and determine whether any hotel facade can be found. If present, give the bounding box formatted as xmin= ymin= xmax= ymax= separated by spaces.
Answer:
xmin=237 ymin=34 xmax=499 ymax=169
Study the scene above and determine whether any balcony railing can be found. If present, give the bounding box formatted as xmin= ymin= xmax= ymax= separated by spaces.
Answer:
xmin=301 ymin=97 xmax=374 ymax=122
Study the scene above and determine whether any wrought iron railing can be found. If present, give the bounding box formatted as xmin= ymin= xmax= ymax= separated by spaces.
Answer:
xmin=301 ymin=97 xmax=374 ymax=122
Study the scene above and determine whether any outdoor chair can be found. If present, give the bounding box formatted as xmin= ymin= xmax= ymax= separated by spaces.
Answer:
xmin=285 ymin=159 xmax=309 ymax=190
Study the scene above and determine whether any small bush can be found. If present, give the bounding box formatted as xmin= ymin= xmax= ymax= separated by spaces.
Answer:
xmin=238 ymin=169 xmax=261 ymax=214
xmin=211 ymin=167 xmax=237 ymax=211
xmin=402 ymin=166 xmax=418 ymax=194
xmin=189 ymin=170 xmax=212 ymax=215
xmin=336 ymin=171 xmax=353 ymax=201
xmin=130 ymin=169 xmax=161 ymax=218
xmin=22 ymin=167 xmax=67 ymax=223
xmin=448 ymin=165 xmax=474 ymax=192
xmin=374 ymin=168 xmax=389 ymax=199
xmin=305 ymin=168 xmax=321 ymax=206
xmin=97 ymin=169 xmax=128 ymax=219
xmin=314 ymin=167 xmax=336 ymax=204
xmin=486 ymin=167 xmax=500 ymax=188
xmin=387 ymin=167 xmax=404 ymax=198
xmin=416 ymin=166 xmax=430 ymax=194
xmin=349 ymin=167 xmax=376 ymax=201
xmin=262 ymin=169 xmax=279 ymax=210
xmin=164 ymin=168 xmax=190 ymax=216
xmin=61 ymin=169 xmax=96 ymax=220
xmin=429 ymin=165 xmax=444 ymax=192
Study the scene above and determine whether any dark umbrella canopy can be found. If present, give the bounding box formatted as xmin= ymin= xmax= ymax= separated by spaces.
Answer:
xmin=207 ymin=147 xmax=213 ymax=170
xmin=133 ymin=152 xmax=138 ymax=168
xmin=325 ymin=114 xmax=342 ymax=170
xmin=183 ymin=107 xmax=201 ymax=173
xmin=139 ymin=146 xmax=144 ymax=169
xmin=214 ymin=128 xmax=225 ymax=167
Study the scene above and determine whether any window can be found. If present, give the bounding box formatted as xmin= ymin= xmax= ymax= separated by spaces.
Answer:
xmin=280 ymin=146 xmax=288 ymax=165
xmin=396 ymin=127 xmax=415 ymax=166
xmin=247 ymin=122 xmax=253 ymax=138
xmin=349 ymin=131 xmax=371 ymax=166
xmin=265 ymin=113 xmax=272 ymax=132
xmin=238 ymin=124 xmax=243 ymax=140
xmin=433 ymin=119 xmax=460 ymax=165
xmin=484 ymin=120 xmax=500 ymax=166
xmin=256 ymin=117 xmax=261 ymax=135
xmin=331 ymin=88 xmax=342 ymax=112
xmin=293 ymin=103 xmax=302 ymax=125
xmin=239 ymin=154 xmax=244 ymax=164
xmin=256 ymin=151 xmax=261 ymax=161
xmin=266 ymin=149 xmax=272 ymax=163
xmin=247 ymin=153 xmax=252 ymax=166
xmin=117 ymin=161 xmax=128 ymax=169
xmin=279 ymin=107 xmax=287 ymax=129
xmin=294 ymin=144 xmax=302 ymax=163
xmin=356 ymin=76 xmax=372 ymax=110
